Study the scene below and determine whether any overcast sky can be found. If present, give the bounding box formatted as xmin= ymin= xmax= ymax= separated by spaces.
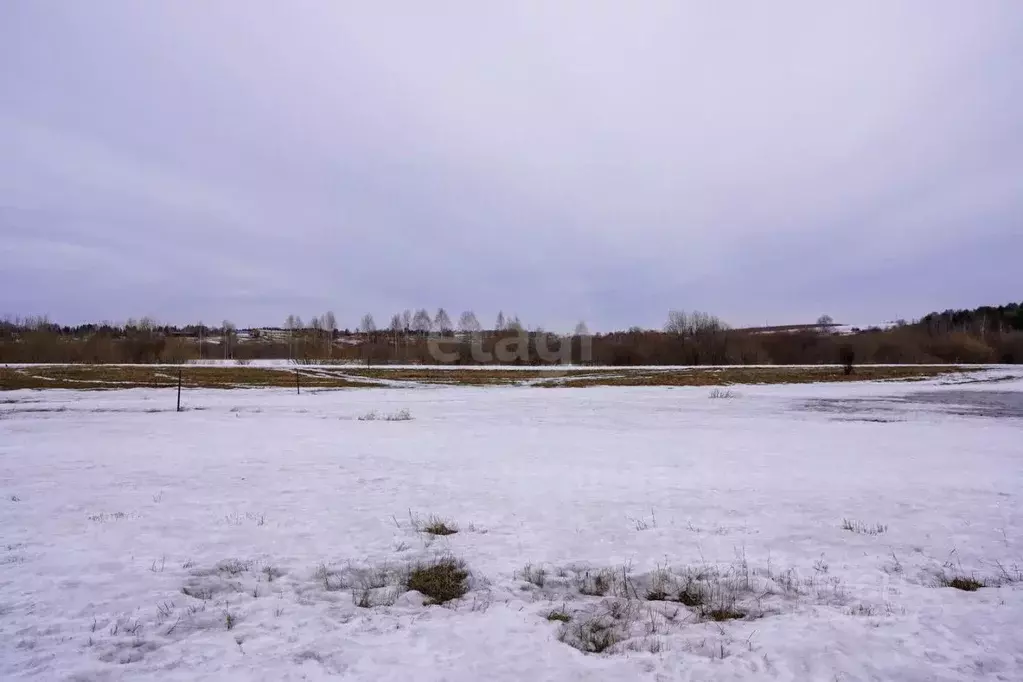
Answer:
xmin=2 ymin=2 xmax=1021 ymax=331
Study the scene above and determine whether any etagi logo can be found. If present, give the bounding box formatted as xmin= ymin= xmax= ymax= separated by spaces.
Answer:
xmin=426 ymin=330 xmax=592 ymax=364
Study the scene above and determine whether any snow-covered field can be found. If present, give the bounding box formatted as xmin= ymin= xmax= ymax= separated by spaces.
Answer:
xmin=2 ymin=370 xmax=1022 ymax=680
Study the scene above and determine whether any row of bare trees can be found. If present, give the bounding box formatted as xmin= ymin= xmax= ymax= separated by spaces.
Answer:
xmin=3 ymin=303 xmax=1022 ymax=365
xmin=354 ymin=309 xmax=530 ymax=336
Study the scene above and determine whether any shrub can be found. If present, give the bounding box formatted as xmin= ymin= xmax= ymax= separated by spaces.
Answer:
xmin=839 ymin=345 xmax=855 ymax=375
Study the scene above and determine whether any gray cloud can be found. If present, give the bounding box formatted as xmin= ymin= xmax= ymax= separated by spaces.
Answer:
xmin=2 ymin=2 xmax=1021 ymax=330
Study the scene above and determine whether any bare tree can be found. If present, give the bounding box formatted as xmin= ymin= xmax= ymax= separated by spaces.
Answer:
xmin=323 ymin=311 xmax=337 ymax=359
xmin=309 ymin=316 xmax=323 ymax=360
xmin=691 ymin=311 xmax=726 ymax=333
xmin=574 ymin=321 xmax=590 ymax=336
xmin=665 ymin=310 xmax=690 ymax=336
xmin=412 ymin=308 xmax=432 ymax=334
xmin=389 ymin=313 xmax=403 ymax=353
xmin=285 ymin=315 xmax=297 ymax=361
xmin=665 ymin=310 xmax=726 ymax=337
xmin=816 ymin=314 xmax=835 ymax=334
xmin=359 ymin=313 xmax=377 ymax=334
xmin=495 ymin=311 xmax=506 ymax=331
xmin=434 ymin=308 xmax=453 ymax=335
xmin=222 ymin=319 xmax=236 ymax=359
xmin=506 ymin=315 xmax=524 ymax=332
xmin=402 ymin=309 xmax=413 ymax=333
xmin=458 ymin=310 xmax=481 ymax=335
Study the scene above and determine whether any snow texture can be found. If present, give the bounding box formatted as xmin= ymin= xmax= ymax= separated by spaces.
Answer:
xmin=2 ymin=369 xmax=1022 ymax=680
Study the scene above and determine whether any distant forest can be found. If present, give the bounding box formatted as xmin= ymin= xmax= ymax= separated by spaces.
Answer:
xmin=1 ymin=302 xmax=1021 ymax=366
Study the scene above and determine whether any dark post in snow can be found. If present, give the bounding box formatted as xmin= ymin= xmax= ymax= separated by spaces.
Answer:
xmin=296 ymin=371 xmax=301 ymax=395
xmin=177 ymin=369 xmax=182 ymax=412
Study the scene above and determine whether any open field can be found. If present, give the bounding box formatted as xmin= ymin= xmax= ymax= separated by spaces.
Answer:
xmin=2 ymin=367 xmax=1022 ymax=680
xmin=1 ymin=363 xmax=967 ymax=391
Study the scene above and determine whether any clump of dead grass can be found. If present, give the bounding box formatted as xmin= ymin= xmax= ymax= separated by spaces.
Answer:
xmin=934 ymin=554 xmax=1022 ymax=592
xmin=577 ymin=569 xmax=615 ymax=597
xmin=358 ymin=408 xmax=414 ymax=422
xmin=406 ymin=557 xmax=469 ymax=605
xmin=841 ymin=519 xmax=888 ymax=536
xmin=315 ymin=563 xmax=347 ymax=592
xmin=708 ymin=388 xmax=738 ymax=399
xmin=521 ymin=563 xmax=548 ymax=588
xmin=407 ymin=511 xmax=459 ymax=536
xmin=559 ymin=614 xmax=620 ymax=654
xmin=546 ymin=609 xmax=572 ymax=623
xmin=422 ymin=518 xmax=458 ymax=536
xmin=939 ymin=575 xmax=984 ymax=592
xmin=645 ymin=567 xmax=674 ymax=602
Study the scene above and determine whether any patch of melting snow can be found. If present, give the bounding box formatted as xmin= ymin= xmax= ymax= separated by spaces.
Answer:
xmin=804 ymin=389 xmax=1023 ymax=421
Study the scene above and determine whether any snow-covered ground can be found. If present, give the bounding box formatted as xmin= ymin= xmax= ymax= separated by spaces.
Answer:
xmin=2 ymin=370 xmax=1022 ymax=680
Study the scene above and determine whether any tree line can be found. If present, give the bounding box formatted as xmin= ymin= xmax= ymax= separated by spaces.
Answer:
xmin=1 ymin=302 xmax=1021 ymax=365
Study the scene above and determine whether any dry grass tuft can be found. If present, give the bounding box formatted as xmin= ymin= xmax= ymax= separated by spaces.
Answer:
xmin=407 ymin=557 xmax=469 ymax=605
xmin=559 ymin=615 xmax=619 ymax=654
xmin=521 ymin=563 xmax=548 ymax=588
xmin=546 ymin=609 xmax=572 ymax=623
xmin=422 ymin=518 xmax=458 ymax=536
xmin=841 ymin=519 xmax=888 ymax=536
xmin=676 ymin=582 xmax=706 ymax=608
xmin=578 ymin=569 xmax=615 ymax=597
xmin=407 ymin=511 xmax=459 ymax=536
xmin=943 ymin=576 xmax=984 ymax=592
xmin=702 ymin=606 xmax=746 ymax=621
